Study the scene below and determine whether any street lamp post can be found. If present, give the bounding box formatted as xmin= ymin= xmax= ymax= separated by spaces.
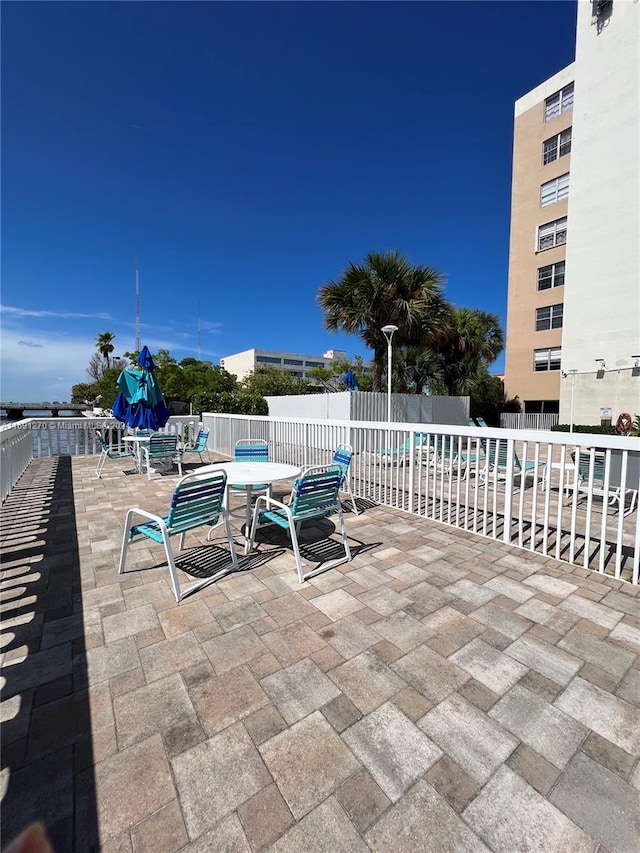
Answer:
xmin=381 ymin=325 xmax=398 ymax=423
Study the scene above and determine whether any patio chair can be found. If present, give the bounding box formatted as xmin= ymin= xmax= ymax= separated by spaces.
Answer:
xmin=119 ymin=469 xmax=239 ymax=601
xmin=570 ymin=450 xmax=638 ymax=516
xmin=298 ymin=444 xmax=359 ymax=514
xmin=248 ymin=465 xmax=351 ymax=582
xmin=141 ymin=434 xmax=183 ymax=480
xmin=478 ymin=440 xmax=546 ymax=487
xmin=182 ymin=427 xmax=210 ymax=464
xmin=475 ymin=417 xmax=489 ymax=428
xmin=230 ymin=439 xmax=270 ymax=510
xmin=370 ymin=432 xmax=429 ymax=466
xmin=95 ymin=430 xmax=136 ymax=478
xmin=428 ymin=434 xmax=483 ymax=478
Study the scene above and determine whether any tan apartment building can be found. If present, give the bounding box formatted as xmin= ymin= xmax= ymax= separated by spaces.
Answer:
xmin=505 ymin=0 xmax=639 ymax=426
xmin=504 ymin=64 xmax=575 ymax=416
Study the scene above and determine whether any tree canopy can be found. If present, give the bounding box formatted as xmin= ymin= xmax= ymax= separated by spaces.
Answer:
xmin=318 ymin=251 xmax=448 ymax=392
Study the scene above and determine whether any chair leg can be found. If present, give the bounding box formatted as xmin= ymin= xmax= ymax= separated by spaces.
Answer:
xmin=223 ymin=512 xmax=240 ymax=572
xmin=161 ymin=532 xmax=183 ymax=602
xmin=336 ymin=503 xmax=352 ymax=563
xmin=118 ymin=511 xmax=135 ymax=575
xmin=96 ymin=451 xmax=106 ymax=478
xmin=289 ymin=523 xmax=306 ymax=584
xmin=344 ymin=479 xmax=358 ymax=515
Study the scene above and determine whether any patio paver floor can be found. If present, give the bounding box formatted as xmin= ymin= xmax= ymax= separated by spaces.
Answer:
xmin=1 ymin=455 xmax=639 ymax=852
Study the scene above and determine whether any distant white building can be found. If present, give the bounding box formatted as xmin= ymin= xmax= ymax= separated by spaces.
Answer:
xmin=220 ymin=348 xmax=349 ymax=382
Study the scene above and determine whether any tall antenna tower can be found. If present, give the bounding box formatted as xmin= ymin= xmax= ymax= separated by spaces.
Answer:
xmin=134 ymin=251 xmax=141 ymax=353
xmin=197 ymin=303 xmax=201 ymax=360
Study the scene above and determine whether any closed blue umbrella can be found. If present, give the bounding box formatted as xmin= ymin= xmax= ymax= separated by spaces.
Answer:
xmin=343 ymin=369 xmax=359 ymax=392
xmin=113 ymin=346 xmax=170 ymax=431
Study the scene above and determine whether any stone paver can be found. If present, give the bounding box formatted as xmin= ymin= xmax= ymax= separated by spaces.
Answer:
xmin=342 ymin=702 xmax=442 ymax=801
xmin=549 ymin=751 xmax=640 ymax=851
xmin=462 ymin=766 xmax=597 ymax=852
xmin=2 ymin=455 xmax=640 ymax=853
xmin=259 ymin=712 xmax=360 ymax=819
xmin=419 ymin=693 xmax=518 ymax=783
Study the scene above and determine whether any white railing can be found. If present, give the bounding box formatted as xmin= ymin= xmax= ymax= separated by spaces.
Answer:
xmin=24 ymin=415 xmax=199 ymax=457
xmin=500 ymin=413 xmax=560 ymax=430
xmin=0 ymin=415 xmax=199 ymax=502
xmin=0 ymin=421 xmax=34 ymax=503
xmin=202 ymin=412 xmax=640 ymax=585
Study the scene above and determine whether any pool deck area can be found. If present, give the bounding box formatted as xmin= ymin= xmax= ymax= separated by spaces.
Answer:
xmin=2 ymin=455 xmax=640 ymax=852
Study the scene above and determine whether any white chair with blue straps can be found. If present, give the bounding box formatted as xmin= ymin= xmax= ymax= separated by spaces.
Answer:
xmin=182 ymin=427 xmax=211 ymax=464
xmin=95 ymin=430 xmax=136 ymax=478
xmin=118 ymin=469 xmax=239 ymax=601
xmin=247 ymin=465 xmax=352 ymax=583
xmin=299 ymin=444 xmax=358 ymax=515
xmin=229 ymin=439 xmax=270 ymax=526
xmin=141 ymin=434 xmax=183 ymax=480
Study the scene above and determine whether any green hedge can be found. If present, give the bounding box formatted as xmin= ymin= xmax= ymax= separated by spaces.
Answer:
xmin=551 ymin=424 xmax=616 ymax=435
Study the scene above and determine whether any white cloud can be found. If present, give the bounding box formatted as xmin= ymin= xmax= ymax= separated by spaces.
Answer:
xmin=1 ymin=330 xmax=99 ymax=400
xmin=1 ymin=305 xmax=112 ymax=320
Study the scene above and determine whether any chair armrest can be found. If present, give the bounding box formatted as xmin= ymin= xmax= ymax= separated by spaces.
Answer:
xmin=125 ymin=507 xmax=169 ymax=534
xmin=254 ymin=494 xmax=288 ymax=513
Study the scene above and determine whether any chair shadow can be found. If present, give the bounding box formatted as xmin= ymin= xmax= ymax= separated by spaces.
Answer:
xmin=251 ymin=516 xmax=379 ymax=569
xmin=173 ymin=544 xmax=287 ymax=577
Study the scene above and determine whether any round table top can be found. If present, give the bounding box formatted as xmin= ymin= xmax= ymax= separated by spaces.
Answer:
xmin=196 ymin=461 xmax=301 ymax=486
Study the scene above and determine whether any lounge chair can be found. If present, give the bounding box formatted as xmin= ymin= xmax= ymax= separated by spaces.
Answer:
xmin=118 ymin=469 xmax=239 ymax=601
xmin=571 ymin=450 xmax=638 ymax=516
xmin=370 ymin=433 xmax=429 ymax=466
xmin=428 ymin=434 xmax=484 ymax=478
xmin=248 ymin=465 xmax=352 ymax=582
xmin=478 ymin=440 xmax=546 ymax=487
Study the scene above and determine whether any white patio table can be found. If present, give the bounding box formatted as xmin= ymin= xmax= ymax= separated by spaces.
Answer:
xmin=196 ymin=461 xmax=301 ymax=551
xmin=122 ymin=434 xmax=151 ymax=474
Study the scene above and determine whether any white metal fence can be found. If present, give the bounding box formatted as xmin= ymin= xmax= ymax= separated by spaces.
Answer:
xmin=500 ymin=413 xmax=560 ymax=430
xmin=3 ymin=412 xmax=639 ymax=585
xmin=202 ymin=412 xmax=640 ymax=585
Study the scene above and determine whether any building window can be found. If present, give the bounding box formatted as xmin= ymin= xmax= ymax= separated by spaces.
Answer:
xmin=534 ymin=347 xmax=562 ymax=372
xmin=524 ymin=400 xmax=560 ymax=414
xmin=540 ymin=173 xmax=569 ymax=207
xmin=543 ymin=128 xmax=572 ymax=165
xmin=283 ymin=358 xmax=303 ymax=365
xmin=256 ymin=355 xmax=282 ymax=364
xmin=544 ymin=83 xmax=574 ymax=122
xmin=538 ymin=261 xmax=565 ymax=290
xmin=537 ymin=217 xmax=567 ymax=251
xmin=304 ymin=361 xmax=324 ymax=368
xmin=536 ymin=303 xmax=563 ymax=331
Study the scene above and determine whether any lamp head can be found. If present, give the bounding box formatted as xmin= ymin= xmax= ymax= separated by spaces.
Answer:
xmin=381 ymin=324 xmax=399 ymax=342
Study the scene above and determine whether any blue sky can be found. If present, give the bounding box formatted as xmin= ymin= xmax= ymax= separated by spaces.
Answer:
xmin=1 ymin=0 xmax=577 ymax=401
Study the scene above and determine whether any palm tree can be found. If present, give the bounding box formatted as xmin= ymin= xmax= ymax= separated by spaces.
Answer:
xmin=95 ymin=332 xmax=115 ymax=370
xmin=433 ymin=308 xmax=504 ymax=396
xmin=318 ymin=251 xmax=448 ymax=391
xmin=393 ymin=346 xmax=444 ymax=395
